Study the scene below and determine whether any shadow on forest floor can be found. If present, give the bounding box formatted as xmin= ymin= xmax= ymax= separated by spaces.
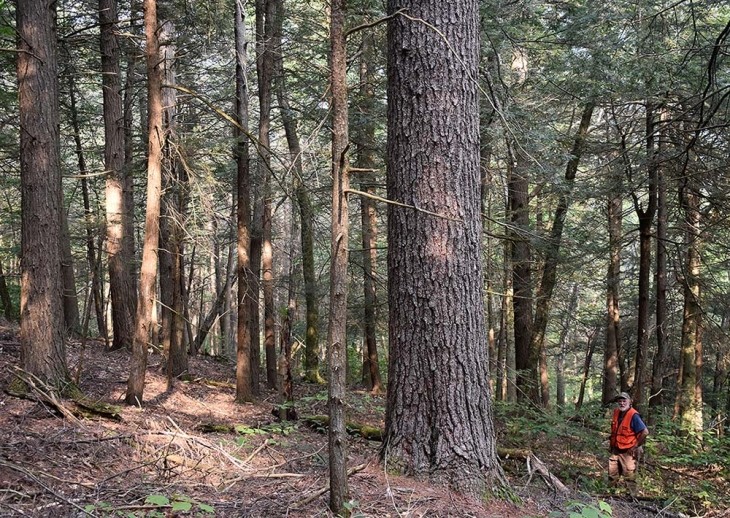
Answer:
xmin=0 ymin=319 xmax=727 ymax=517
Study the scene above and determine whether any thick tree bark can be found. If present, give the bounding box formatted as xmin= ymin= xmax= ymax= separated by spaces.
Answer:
xmin=327 ymin=0 xmax=350 ymax=511
xmin=17 ymin=0 xmax=69 ymax=386
xmin=102 ymin=0 xmax=137 ymax=352
xmin=126 ymin=0 xmax=164 ymax=405
xmin=235 ymin=0 xmax=255 ymax=403
xmin=383 ymin=0 xmax=505 ymax=495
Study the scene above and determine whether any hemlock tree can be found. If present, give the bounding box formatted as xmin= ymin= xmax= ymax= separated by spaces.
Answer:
xmin=17 ymin=0 xmax=69 ymax=386
xmin=126 ymin=0 xmax=164 ymax=406
xmin=382 ymin=0 xmax=506 ymax=495
xmin=100 ymin=0 xmax=137 ymax=352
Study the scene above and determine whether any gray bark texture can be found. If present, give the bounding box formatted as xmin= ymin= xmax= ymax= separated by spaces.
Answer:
xmin=383 ymin=0 xmax=505 ymax=495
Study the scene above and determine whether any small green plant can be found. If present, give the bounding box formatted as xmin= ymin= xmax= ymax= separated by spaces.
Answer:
xmin=549 ymin=500 xmax=612 ymax=518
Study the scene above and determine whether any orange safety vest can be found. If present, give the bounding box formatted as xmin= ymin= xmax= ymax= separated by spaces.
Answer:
xmin=611 ymin=407 xmax=640 ymax=451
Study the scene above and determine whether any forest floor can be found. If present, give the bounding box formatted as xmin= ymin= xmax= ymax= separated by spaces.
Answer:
xmin=0 ymin=319 xmax=728 ymax=517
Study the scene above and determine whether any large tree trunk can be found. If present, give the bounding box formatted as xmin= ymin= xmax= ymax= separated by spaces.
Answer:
xmin=327 ymin=0 xmax=350 ymax=511
xmin=17 ymin=0 xmax=69 ymax=386
xmin=353 ymin=31 xmax=382 ymax=394
xmin=126 ymin=0 xmax=164 ymax=405
xmin=102 ymin=0 xmax=137 ymax=352
xmin=530 ymin=103 xmax=593 ymax=407
xmin=383 ymin=0 xmax=505 ymax=495
xmin=235 ymin=0 xmax=255 ymax=403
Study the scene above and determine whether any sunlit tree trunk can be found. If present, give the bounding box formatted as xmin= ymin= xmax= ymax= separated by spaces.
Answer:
xmin=103 ymin=0 xmax=137 ymax=351
xmin=327 ymin=0 xmax=350 ymax=511
xmin=383 ymin=0 xmax=505 ymax=495
xmin=126 ymin=0 xmax=164 ymax=405
xmin=17 ymin=0 xmax=69 ymax=386
xmin=675 ymin=166 xmax=703 ymax=438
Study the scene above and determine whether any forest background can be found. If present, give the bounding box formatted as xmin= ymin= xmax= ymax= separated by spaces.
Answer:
xmin=1 ymin=0 xmax=730 ymax=515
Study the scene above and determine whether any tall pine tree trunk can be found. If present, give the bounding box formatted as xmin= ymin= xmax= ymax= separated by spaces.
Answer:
xmin=383 ymin=0 xmax=505 ymax=495
xmin=327 ymin=0 xmax=350 ymax=511
xmin=102 ymin=0 xmax=137 ymax=351
xmin=235 ymin=0 xmax=255 ymax=403
xmin=17 ymin=0 xmax=69 ymax=386
xmin=126 ymin=0 xmax=164 ymax=405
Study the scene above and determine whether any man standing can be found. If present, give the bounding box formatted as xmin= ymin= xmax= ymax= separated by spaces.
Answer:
xmin=609 ymin=392 xmax=649 ymax=491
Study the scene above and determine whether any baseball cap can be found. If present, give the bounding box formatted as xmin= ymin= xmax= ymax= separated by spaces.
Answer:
xmin=617 ymin=391 xmax=632 ymax=401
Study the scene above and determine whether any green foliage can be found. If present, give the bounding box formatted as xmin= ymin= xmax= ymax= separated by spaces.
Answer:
xmin=83 ymin=493 xmax=214 ymax=516
xmin=550 ymin=500 xmax=612 ymax=518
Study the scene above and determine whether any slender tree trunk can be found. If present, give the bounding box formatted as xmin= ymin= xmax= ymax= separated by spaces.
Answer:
xmin=353 ymin=31 xmax=382 ymax=394
xmin=102 ymin=0 xmax=137 ymax=351
xmin=256 ymin=0 xmax=278 ymax=391
xmin=604 ymin=152 xmax=623 ymax=404
xmin=126 ymin=0 xmax=164 ymax=405
xmin=557 ymin=285 xmax=579 ymax=409
xmin=530 ymin=103 xmax=593 ymax=407
xmin=576 ymin=328 xmax=599 ymax=411
xmin=383 ymin=0 xmax=505 ymax=495
xmin=0 ymin=261 xmax=13 ymax=320
xmin=327 ymin=0 xmax=350 ymax=510
xmin=159 ymin=21 xmax=187 ymax=382
xmin=60 ymin=206 xmax=80 ymax=336
xmin=510 ymin=150 xmax=534 ymax=402
xmin=630 ymin=103 xmax=658 ymax=406
xmin=650 ymin=108 xmax=668 ymax=414
xmin=17 ymin=0 xmax=69 ymax=386
xmin=272 ymin=6 xmax=321 ymax=384
xmin=235 ymin=0 xmax=254 ymax=403
xmin=68 ymin=74 xmax=107 ymax=340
